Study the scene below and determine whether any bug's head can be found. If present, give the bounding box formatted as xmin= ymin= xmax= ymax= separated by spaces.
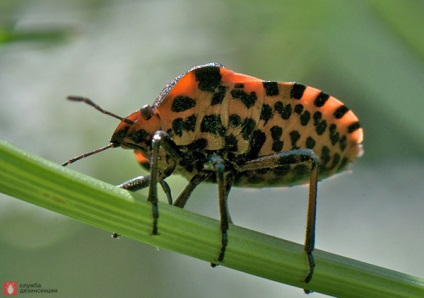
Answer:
xmin=110 ymin=104 xmax=161 ymax=152
xmin=62 ymin=96 xmax=161 ymax=166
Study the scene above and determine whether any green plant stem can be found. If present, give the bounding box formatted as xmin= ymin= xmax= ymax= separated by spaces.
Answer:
xmin=0 ymin=139 xmax=423 ymax=297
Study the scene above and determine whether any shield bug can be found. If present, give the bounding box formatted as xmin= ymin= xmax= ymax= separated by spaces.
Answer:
xmin=63 ymin=63 xmax=363 ymax=283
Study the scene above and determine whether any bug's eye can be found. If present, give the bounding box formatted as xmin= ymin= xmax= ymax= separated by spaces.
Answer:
xmin=140 ymin=105 xmax=153 ymax=120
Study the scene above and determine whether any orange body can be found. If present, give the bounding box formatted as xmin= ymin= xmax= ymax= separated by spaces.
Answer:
xmin=111 ymin=63 xmax=363 ymax=187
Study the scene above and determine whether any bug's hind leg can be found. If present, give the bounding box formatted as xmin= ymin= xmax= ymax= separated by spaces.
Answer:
xmin=238 ymin=149 xmax=318 ymax=283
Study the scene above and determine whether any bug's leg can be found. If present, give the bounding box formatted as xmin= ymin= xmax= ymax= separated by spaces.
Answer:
xmin=174 ymin=172 xmax=211 ymax=208
xmin=304 ymin=160 xmax=318 ymax=284
xmin=118 ymin=176 xmax=172 ymax=205
xmin=159 ymin=180 xmax=173 ymax=205
xmin=209 ymin=155 xmax=233 ymax=266
xmin=118 ymin=175 xmax=151 ymax=191
xmin=108 ymin=176 xmax=152 ymax=238
xmin=148 ymin=131 xmax=184 ymax=235
xmin=238 ymin=149 xmax=318 ymax=283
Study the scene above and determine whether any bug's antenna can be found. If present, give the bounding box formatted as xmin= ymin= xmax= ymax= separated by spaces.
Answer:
xmin=62 ymin=143 xmax=118 ymax=166
xmin=67 ymin=96 xmax=134 ymax=125
xmin=62 ymin=96 xmax=133 ymax=167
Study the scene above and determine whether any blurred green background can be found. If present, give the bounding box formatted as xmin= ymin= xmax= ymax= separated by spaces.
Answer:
xmin=1 ymin=1 xmax=423 ymax=297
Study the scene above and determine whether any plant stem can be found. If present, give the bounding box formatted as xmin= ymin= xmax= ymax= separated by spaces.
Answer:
xmin=0 ymin=139 xmax=423 ymax=297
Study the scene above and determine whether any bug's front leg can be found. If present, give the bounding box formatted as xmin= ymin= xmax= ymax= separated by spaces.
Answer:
xmin=147 ymin=131 xmax=184 ymax=235
xmin=118 ymin=176 xmax=173 ymax=205
xmin=111 ymin=176 xmax=172 ymax=239
xmin=239 ymin=149 xmax=318 ymax=283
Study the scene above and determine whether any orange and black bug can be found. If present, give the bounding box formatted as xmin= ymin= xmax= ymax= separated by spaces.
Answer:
xmin=63 ymin=63 xmax=363 ymax=283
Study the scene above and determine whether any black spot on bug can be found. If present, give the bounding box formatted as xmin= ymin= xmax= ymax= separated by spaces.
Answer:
xmin=314 ymin=92 xmax=330 ymax=107
xmin=257 ymin=168 xmax=269 ymax=175
xmin=270 ymin=126 xmax=283 ymax=140
xmin=195 ymin=159 xmax=206 ymax=172
xmin=211 ymin=85 xmax=227 ymax=105
xmin=229 ymin=114 xmax=242 ymax=127
xmin=306 ymin=136 xmax=316 ymax=149
xmin=289 ymin=130 xmax=300 ymax=148
xmin=340 ymin=157 xmax=349 ymax=169
xmin=290 ymin=83 xmax=306 ymax=99
xmin=339 ymin=135 xmax=347 ymax=151
xmin=200 ymin=114 xmax=225 ymax=136
xmin=263 ymin=81 xmax=279 ymax=96
xmin=247 ymin=175 xmax=263 ymax=184
xmin=231 ymin=89 xmax=257 ymax=108
xmin=179 ymin=160 xmax=194 ymax=173
xmin=321 ymin=146 xmax=331 ymax=166
xmin=184 ymin=115 xmax=196 ymax=131
xmin=260 ymin=104 xmax=272 ymax=122
xmin=194 ymin=66 xmax=222 ymax=92
xmin=229 ymin=153 xmax=246 ymax=166
xmin=348 ymin=121 xmax=361 ymax=133
xmin=274 ymin=101 xmax=292 ymax=120
xmin=294 ymin=104 xmax=304 ymax=114
xmin=224 ymin=134 xmax=238 ymax=152
xmin=334 ymin=105 xmax=350 ymax=119
xmin=330 ymin=153 xmax=341 ymax=169
xmin=277 ymin=154 xmax=298 ymax=165
xmin=187 ymin=138 xmax=208 ymax=151
xmin=274 ymin=165 xmax=290 ymax=176
xmin=112 ymin=126 xmax=130 ymax=143
xmin=171 ymin=96 xmax=196 ymax=112
xmin=241 ymin=118 xmax=257 ymax=140
xmin=313 ymin=111 xmax=322 ymax=126
xmin=269 ymin=126 xmax=283 ymax=151
xmin=272 ymin=140 xmax=283 ymax=152
xmin=172 ymin=115 xmax=197 ymax=137
xmin=129 ymin=129 xmax=149 ymax=144
xmin=172 ymin=119 xmax=184 ymax=137
xmin=294 ymin=164 xmax=309 ymax=177
xmin=246 ymin=129 xmax=266 ymax=159
xmin=329 ymin=124 xmax=340 ymax=145
xmin=234 ymin=83 xmax=244 ymax=88
xmin=316 ymin=119 xmax=327 ymax=135
xmin=300 ymin=110 xmax=311 ymax=126
xmin=313 ymin=111 xmax=327 ymax=135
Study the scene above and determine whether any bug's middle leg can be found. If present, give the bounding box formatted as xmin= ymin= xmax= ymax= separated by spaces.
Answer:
xmin=174 ymin=172 xmax=211 ymax=208
xmin=209 ymin=155 xmax=233 ymax=265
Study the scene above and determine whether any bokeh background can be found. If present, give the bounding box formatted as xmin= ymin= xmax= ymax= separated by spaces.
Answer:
xmin=1 ymin=1 xmax=423 ymax=297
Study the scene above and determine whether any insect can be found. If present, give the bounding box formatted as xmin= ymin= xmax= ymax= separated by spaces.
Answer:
xmin=63 ymin=63 xmax=363 ymax=283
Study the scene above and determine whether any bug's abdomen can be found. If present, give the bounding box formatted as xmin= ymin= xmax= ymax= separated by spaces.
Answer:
xmin=154 ymin=65 xmax=362 ymax=186
xmin=233 ymin=82 xmax=363 ymax=187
